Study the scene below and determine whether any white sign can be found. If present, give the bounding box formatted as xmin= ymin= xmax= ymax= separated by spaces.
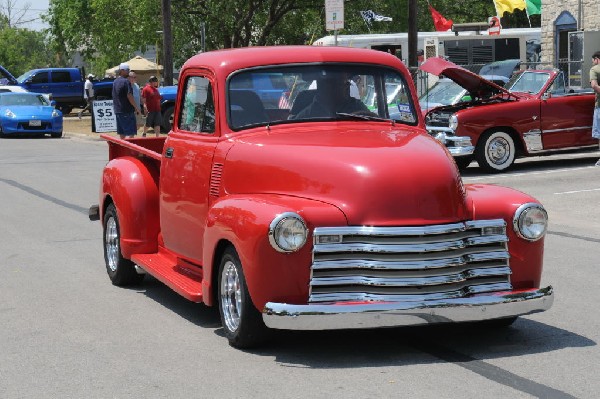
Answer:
xmin=325 ymin=0 xmax=344 ymax=31
xmin=92 ymin=100 xmax=117 ymax=133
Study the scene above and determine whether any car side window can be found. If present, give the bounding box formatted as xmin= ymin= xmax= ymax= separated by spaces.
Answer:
xmin=31 ymin=72 xmax=48 ymax=84
xmin=52 ymin=71 xmax=71 ymax=83
xmin=179 ymin=76 xmax=215 ymax=133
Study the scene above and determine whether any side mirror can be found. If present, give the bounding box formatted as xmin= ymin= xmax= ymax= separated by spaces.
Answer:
xmin=51 ymin=100 xmax=57 ymax=107
xmin=541 ymin=92 xmax=551 ymax=100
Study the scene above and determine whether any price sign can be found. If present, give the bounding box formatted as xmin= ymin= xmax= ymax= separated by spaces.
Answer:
xmin=92 ymin=100 xmax=117 ymax=133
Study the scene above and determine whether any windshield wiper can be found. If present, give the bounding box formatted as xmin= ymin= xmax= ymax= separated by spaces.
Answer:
xmin=336 ymin=112 xmax=392 ymax=123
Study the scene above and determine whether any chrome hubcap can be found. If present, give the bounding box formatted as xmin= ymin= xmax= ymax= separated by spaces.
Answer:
xmin=488 ymin=137 xmax=510 ymax=165
xmin=105 ymin=217 xmax=119 ymax=272
xmin=220 ymin=260 xmax=242 ymax=332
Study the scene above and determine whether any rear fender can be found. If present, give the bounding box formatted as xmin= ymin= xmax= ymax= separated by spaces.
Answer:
xmin=101 ymin=156 xmax=160 ymax=258
xmin=202 ymin=195 xmax=347 ymax=308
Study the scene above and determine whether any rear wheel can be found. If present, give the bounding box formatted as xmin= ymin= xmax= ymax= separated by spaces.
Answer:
xmin=162 ymin=106 xmax=174 ymax=132
xmin=58 ymin=105 xmax=73 ymax=115
xmin=103 ymin=203 xmax=144 ymax=286
xmin=475 ymin=130 xmax=516 ymax=173
xmin=218 ymin=247 xmax=268 ymax=348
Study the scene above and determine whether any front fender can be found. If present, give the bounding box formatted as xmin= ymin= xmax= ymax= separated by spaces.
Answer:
xmin=466 ymin=184 xmax=545 ymax=289
xmin=202 ymin=194 xmax=347 ymax=308
xmin=101 ymin=156 xmax=160 ymax=258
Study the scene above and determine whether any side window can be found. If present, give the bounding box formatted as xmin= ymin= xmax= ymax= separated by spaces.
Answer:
xmin=385 ymin=73 xmax=416 ymax=124
xmin=179 ymin=76 xmax=215 ymax=133
xmin=31 ymin=72 xmax=48 ymax=84
xmin=52 ymin=71 xmax=71 ymax=83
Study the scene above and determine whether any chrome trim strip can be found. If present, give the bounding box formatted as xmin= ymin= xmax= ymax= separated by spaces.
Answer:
xmin=311 ymin=266 xmax=511 ymax=287
xmin=542 ymin=125 xmax=592 ymax=133
xmin=312 ymin=257 xmax=467 ymax=270
xmin=263 ymin=286 xmax=554 ymax=330
xmin=448 ymin=146 xmax=475 ymax=156
xmin=314 ymin=240 xmax=466 ymax=254
xmin=465 ymin=219 xmax=506 ymax=229
xmin=307 ymin=282 xmax=514 ymax=303
xmin=465 ymin=251 xmax=510 ymax=262
xmin=314 ymin=223 xmax=467 ymax=237
xmin=465 ymin=235 xmax=508 ymax=246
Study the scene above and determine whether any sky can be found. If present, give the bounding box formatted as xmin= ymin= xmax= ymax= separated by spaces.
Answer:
xmin=5 ymin=0 xmax=49 ymax=31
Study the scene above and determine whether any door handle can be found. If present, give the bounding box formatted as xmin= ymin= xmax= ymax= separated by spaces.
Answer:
xmin=165 ymin=147 xmax=174 ymax=158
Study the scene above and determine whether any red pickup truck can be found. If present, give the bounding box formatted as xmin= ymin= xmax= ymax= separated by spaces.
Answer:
xmin=89 ymin=46 xmax=553 ymax=348
xmin=421 ymin=57 xmax=596 ymax=172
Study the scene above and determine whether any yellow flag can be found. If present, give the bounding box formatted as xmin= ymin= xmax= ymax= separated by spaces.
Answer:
xmin=494 ymin=0 xmax=526 ymax=15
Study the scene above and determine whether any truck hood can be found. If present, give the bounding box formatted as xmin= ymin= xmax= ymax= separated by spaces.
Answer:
xmin=420 ymin=57 xmax=518 ymax=100
xmin=222 ymin=124 xmax=469 ymax=226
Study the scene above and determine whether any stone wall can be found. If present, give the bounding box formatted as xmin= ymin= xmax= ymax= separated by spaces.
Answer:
xmin=541 ymin=0 xmax=600 ymax=64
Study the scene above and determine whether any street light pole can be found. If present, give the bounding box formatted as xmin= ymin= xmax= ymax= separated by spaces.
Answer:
xmin=161 ymin=0 xmax=174 ymax=86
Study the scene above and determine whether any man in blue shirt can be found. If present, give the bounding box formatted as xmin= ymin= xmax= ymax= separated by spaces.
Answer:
xmin=112 ymin=63 xmax=141 ymax=139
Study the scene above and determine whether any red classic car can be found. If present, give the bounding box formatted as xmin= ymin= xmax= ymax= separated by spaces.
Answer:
xmin=89 ymin=47 xmax=553 ymax=348
xmin=421 ymin=57 xmax=596 ymax=172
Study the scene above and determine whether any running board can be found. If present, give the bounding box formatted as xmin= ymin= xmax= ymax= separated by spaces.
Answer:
xmin=131 ymin=253 xmax=203 ymax=302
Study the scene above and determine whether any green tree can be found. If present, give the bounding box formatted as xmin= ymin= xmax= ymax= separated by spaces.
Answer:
xmin=0 ymin=26 xmax=53 ymax=76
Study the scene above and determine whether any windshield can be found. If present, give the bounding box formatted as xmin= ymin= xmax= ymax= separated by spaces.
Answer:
xmin=505 ymin=71 xmax=550 ymax=94
xmin=419 ymin=80 xmax=466 ymax=108
xmin=227 ymin=64 xmax=417 ymax=129
xmin=0 ymin=93 xmax=49 ymax=106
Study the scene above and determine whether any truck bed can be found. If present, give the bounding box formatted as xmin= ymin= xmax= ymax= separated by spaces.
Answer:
xmin=101 ymin=134 xmax=166 ymax=162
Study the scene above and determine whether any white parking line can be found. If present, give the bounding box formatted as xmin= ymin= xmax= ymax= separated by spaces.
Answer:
xmin=554 ymin=188 xmax=600 ymax=195
xmin=463 ymin=166 xmax=596 ymax=182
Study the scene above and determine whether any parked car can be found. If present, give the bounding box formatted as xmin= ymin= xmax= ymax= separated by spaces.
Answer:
xmin=157 ymin=85 xmax=177 ymax=132
xmin=0 ymin=85 xmax=54 ymax=104
xmin=0 ymin=92 xmax=63 ymax=138
xmin=421 ymin=57 xmax=596 ymax=172
xmin=1 ymin=65 xmax=113 ymax=115
xmin=419 ymin=59 xmax=520 ymax=113
xmin=89 ymin=46 xmax=553 ymax=348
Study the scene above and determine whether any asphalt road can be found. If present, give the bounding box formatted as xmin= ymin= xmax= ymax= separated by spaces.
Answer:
xmin=0 ymin=135 xmax=598 ymax=398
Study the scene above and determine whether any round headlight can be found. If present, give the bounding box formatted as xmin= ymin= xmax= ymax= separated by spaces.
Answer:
xmin=268 ymin=212 xmax=308 ymax=252
xmin=449 ymin=114 xmax=458 ymax=131
xmin=513 ymin=203 xmax=548 ymax=241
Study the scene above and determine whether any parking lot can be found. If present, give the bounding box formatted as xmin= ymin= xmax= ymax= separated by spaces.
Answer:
xmin=0 ymin=135 xmax=598 ymax=398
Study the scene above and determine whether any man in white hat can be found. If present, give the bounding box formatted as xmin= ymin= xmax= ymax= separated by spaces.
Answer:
xmin=78 ymin=73 xmax=95 ymax=119
xmin=111 ymin=62 xmax=141 ymax=138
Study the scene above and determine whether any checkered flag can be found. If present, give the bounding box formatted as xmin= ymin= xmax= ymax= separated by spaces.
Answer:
xmin=360 ymin=10 xmax=392 ymax=24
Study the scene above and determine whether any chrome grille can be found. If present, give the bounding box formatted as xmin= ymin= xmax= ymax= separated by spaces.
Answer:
xmin=310 ymin=220 xmax=511 ymax=303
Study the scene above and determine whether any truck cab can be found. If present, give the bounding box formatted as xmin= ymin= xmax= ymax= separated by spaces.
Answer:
xmin=90 ymin=46 xmax=553 ymax=348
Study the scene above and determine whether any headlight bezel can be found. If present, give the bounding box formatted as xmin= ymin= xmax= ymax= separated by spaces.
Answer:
xmin=268 ymin=212 xmax=308 ymax=253
xmin=513 ymin=203 xmax=548 ymax=241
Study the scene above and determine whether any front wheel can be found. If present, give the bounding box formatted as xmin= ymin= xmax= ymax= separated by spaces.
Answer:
xmin=51 ymin=131 xmax=63 ymax=138
xmin=103 ymin=203 xmax=144 ymax=286
xmin=475 ymin=131 xmax=516 ymax=173
xmin=218 ymin=247 xmax=268 ymax=348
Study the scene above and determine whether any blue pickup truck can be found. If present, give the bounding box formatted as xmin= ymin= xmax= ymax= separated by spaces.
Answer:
xmin=0 ymin=65 xmax=113 ymax=114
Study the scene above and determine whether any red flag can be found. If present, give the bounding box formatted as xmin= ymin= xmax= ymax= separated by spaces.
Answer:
xmin=429 ymin=5 xmax=453 ymax=32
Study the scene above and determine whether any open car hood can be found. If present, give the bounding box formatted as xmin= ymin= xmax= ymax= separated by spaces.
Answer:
xmin=420 ymin=57 xmax=518 ymax=100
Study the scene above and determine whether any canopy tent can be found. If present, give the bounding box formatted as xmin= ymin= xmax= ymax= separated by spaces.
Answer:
xmin=105 ymin=56 xmax=163 ymax=85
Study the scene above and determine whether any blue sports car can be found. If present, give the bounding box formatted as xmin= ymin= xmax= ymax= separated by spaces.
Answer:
xmin=0 ymin=92 xmax=63 ymax=138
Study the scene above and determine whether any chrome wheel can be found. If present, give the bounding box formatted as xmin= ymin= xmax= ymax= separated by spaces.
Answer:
xmin=487 ymin=136 xmax=511 ymax=165
xmin=220 ymin=260 xmax=242 ymax=333
xmin=105 ymin=216 xmax=119 ymax=272
xmin=476 ymin=131 xmax=516 ymax=172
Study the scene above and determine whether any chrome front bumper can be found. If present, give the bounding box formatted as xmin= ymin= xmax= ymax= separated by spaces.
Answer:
xmin=262 ymin=286 xmax=553 ymax=330
xmin=426 ymin=126 xmax=474 ymax=157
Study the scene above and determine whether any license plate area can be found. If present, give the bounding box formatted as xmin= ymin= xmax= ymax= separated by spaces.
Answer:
xmin=29 ymin=120 xmax=41 ymax=127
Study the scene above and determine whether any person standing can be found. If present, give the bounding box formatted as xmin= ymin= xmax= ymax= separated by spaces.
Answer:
xmin=141 ymin=75 xmax=163 ymax=137
xmin=78 ymin=74 xmax=95 ymax=119
xmin=128 ymin=71 xmax=143 ymax=133
xmin=112 ymin=63 xmax=141 ymax=139
xmin=591 ymin=51 xmax=600 ymax=166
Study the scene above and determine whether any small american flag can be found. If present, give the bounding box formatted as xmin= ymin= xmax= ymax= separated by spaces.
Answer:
xmin=278 ymin=91 xmax=291 ymax=109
